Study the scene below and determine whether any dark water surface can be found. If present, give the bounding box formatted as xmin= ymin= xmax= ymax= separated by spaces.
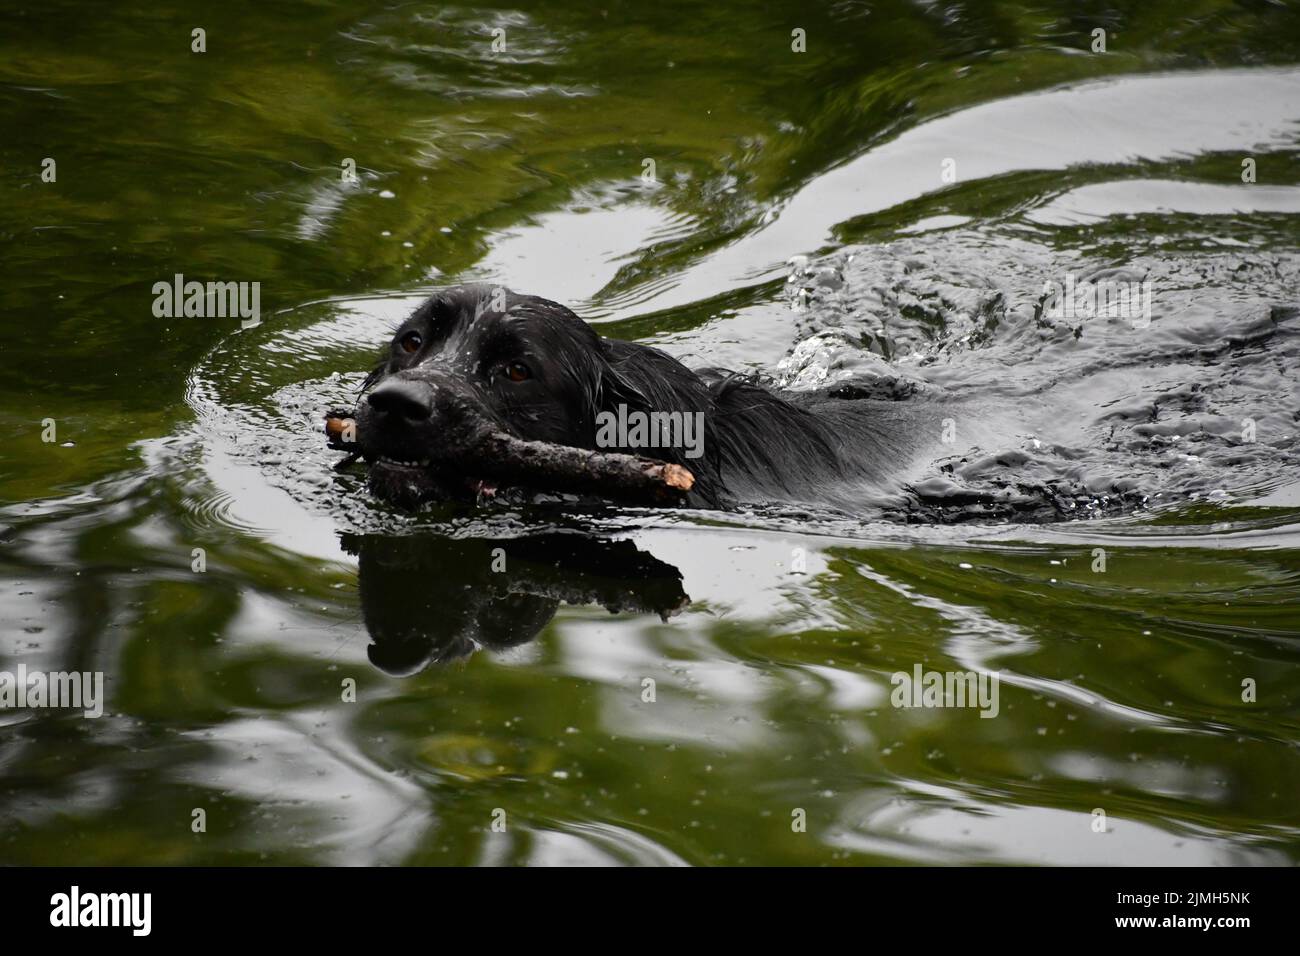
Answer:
xmin=2 ymin=1 xmax=1299 ymax=864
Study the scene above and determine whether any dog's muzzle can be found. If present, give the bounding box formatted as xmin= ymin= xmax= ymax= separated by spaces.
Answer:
xmin=354 ymin=373 xmax=496 ymax=506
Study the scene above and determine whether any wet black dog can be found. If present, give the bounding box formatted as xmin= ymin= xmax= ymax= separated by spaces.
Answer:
xmin=354 ymin=283 xmax=927 ymax=509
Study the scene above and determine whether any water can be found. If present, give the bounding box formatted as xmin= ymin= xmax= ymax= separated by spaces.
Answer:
xmin=2 ymin=1 xmax=1298 ymax=865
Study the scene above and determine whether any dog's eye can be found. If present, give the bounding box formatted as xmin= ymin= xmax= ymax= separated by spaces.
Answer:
xmin=398 ymin=331 xmax=423 ymax=354
xmin=504 ymin=361 xmax=531 ymax=383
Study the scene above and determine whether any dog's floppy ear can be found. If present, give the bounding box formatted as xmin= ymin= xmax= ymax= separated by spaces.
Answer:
xmin=592 ymin=337 xmax=717 ymax=423
xmin=596 ymin=359 xmax=652 ymax=415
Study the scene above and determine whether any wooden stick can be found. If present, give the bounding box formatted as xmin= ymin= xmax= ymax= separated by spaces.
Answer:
xmin=324 ymin=413 xmax=352 ymax=442
xmin=324 ymin=412 xmax=694 ymax=505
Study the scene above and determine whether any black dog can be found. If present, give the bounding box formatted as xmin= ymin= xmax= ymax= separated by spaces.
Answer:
xmin=353 ymin=284 xmax=930 ymax=510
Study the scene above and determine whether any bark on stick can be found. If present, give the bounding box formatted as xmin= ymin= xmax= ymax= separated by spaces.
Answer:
xmin=324 ymin=411 xmax=694 ymax=505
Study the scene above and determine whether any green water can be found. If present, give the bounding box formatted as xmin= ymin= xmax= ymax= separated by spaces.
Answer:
xmin=1 ymin=1 xmax=1299 ymax=865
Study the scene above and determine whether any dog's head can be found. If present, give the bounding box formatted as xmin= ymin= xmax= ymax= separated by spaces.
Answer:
xmin=354 ymin=284 xmax=646 ymax=505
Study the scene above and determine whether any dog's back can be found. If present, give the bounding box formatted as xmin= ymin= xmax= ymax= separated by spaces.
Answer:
xmin=702 ymin=377 xmax=946 ymax=510
xmin=604 ymin=338 xmax=945 ymax=509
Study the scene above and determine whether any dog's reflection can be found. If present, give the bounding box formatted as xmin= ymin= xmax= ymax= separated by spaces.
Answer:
xmin=340 ymin=533 xmax=689 ymax=674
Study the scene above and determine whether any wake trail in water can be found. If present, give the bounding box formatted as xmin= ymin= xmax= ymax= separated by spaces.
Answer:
xmin=781 ymin=235 xmax=1300 ymax=522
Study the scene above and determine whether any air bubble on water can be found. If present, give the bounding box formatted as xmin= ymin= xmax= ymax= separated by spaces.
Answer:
xmin=377 ymin=189 xmax=396 ymax=199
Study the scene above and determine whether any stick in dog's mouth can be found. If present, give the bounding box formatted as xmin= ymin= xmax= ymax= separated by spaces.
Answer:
xmin=324 ymin=411 xmax=694 ymax=506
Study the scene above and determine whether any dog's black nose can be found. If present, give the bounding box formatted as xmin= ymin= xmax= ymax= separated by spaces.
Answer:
xmin=367 ymin=379 xmax=434 ymax=422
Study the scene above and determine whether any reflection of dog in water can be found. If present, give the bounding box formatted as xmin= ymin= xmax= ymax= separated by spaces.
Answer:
xmin=341 ymin=533 xmax=689 ymax=675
